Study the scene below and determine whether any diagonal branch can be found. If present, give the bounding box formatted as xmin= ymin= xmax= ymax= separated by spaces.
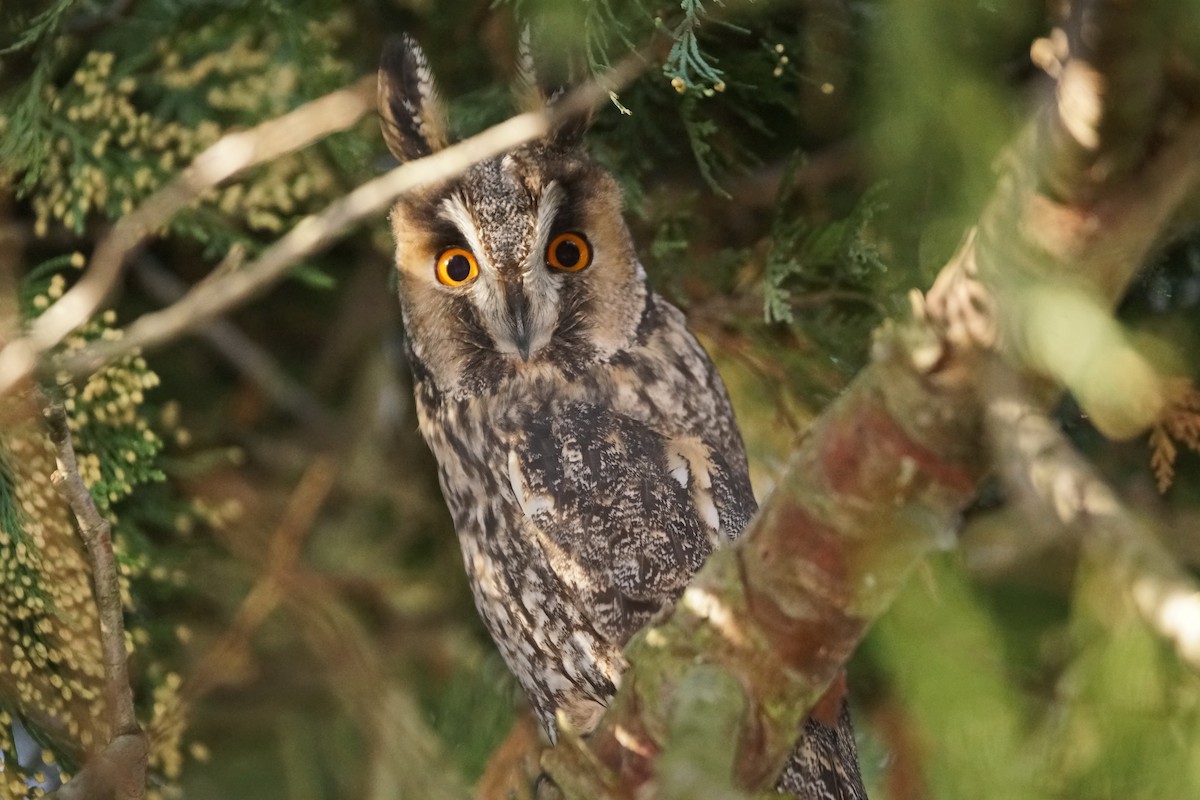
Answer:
xmin=1039 ymin=1 xmax=1175 ymax=204
xmin=131 ymin=255 xmax=340 ymax=442
xmin=544 ymin=321 xmax=983 ymax=797
xmin=545 ymin=1 xmax=1200 ymax=795
xmin=0 ymin=50 xmax=652 ymax=395
xmin=984 ymin=365 xmax=1200 ymax=671
xmin=192 ymin=458 xmax=470 ymax=800
xmin=0 ymin=76 xmax=378 ymax=397
xmin=43 ymin=400 xmax=147 ymax=800
xmin=182 ymin=456 xmax=339 ymax=703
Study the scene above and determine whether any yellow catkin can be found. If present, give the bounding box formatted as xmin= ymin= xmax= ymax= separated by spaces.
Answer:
xmin=0 ymin=312 xmax=183 ymax=798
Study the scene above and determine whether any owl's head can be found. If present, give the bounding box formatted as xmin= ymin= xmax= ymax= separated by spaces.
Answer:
xmin=378 ymin=35 xmax=647 ymax=396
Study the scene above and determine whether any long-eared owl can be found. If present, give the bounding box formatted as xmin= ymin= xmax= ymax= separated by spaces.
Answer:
xmin=378 ymin=34 xmax=866 ymax=799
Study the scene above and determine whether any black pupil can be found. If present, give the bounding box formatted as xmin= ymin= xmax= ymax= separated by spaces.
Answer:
xmin=555 ymin=239 xmax=581 ymax=268
xmin=446 ymin=253 xmax=472 ymax=282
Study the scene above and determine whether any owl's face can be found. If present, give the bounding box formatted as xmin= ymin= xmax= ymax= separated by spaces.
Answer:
xmin=379 ymin=37 xmax=647 ymax=396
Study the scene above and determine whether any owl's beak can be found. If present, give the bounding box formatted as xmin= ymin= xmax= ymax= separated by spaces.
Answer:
xmin=504 ymin=282 xmax=533 ymax=361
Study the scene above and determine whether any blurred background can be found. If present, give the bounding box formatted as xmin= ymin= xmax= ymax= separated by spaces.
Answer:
xmin=2 ymin=1 xmax=1199 ymax=798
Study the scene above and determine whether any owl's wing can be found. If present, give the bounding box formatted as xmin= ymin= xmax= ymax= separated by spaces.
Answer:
xmin=506 ymin=402 xmax=756 ymax=645
xmin=778 ymin=702 xmax=869 ymax=800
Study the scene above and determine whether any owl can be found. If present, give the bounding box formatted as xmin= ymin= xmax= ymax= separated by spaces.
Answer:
xmin=378 ymin=34 xmax=866 ymax=799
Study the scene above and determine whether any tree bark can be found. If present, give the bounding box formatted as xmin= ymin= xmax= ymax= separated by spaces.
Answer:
xmin=544 ymin=1 xmax=1200 ymax=795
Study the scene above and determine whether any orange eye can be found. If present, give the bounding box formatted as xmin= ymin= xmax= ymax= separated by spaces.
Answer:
xmin=546 ymin=232 xmax=591 ymax=272
xmin=435 ymin=247 xmax=478 ymax=286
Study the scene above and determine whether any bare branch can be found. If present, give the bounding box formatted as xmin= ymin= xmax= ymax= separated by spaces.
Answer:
xmin=43 ymin=401 xmax=147 ymax=799
xmin=191 ymin=458 xmax=470 ymax=800
xmin=0 ymin=75 xmax=378 ymax=396
xmin=984 ymin=366 xmax=1200 ymax=670
xmin=549 ymin=1 xmax=1200 ymax=794
xmin=1040 ymin=2 xmax=1176 ymax=204
xmin=131 ymin=256 xmax=340 ymax=441
xmin=183 ymin=456 xmax=338 ymax=702
xmin=0 ymin=52 xmax=650 ymax=395
xmin=925 ymin=0 xmax=1200 ymax=440
xmin=474 ymin=714 xmax=541 ymax=800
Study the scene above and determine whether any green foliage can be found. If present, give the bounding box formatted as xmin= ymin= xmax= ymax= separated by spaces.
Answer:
xmin=422 ymin=653 xmax=518 ymax=782
xmin=2 ymin=1 xmax=1198 ymax=799
xmin=679 ymin=96 xmax=736 ymax=197
xmin=866 ymin=553 xmax=1200 ymax=800
xmin=662 ymin=1 xmax=727 ymax=92
xmin=0 ymin=0 xmax=79 ymax=56
xmin=867 ymin=557 xmax=1049 ymax=800
xmin=763 ymin=160 xmax=887 ymax=325
xmin=1 ymin=2 xmax=368 ymax=257
xmin=0 ymin=257 xmax=201 ymax=798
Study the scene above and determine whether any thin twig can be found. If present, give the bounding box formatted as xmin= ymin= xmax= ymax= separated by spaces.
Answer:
xmin=50 ymin=50 xmax=650 ymax=382
xmin=131 ymin=256 xmax=340 ymax=441
xmin=43 ymin=400 xmax=147 ymax=800
xmin=183 ymin=456 xmax=338 ymax=702
xmin=180 ymin=456 xmax=468 ymax=798
xmin=0 ymin=75 xmax=377 ymax=397
xmin=45 ymin=403 xmax=138 ymax=735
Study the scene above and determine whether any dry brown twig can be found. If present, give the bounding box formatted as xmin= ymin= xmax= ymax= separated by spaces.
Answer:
xmin=182 ymin=456 xmax=469 ymax=800
xmin=43 ymin=401 xmax=147 ymax=800
xmin=183 ymin=456 xmax=339 ymax=702
xmin=131 ymin=255 xmax=340 ymax=442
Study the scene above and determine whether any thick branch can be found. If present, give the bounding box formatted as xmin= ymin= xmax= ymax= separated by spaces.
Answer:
xmin=546 ymin=324 xmax=984 ymax=796
xmin=44 ymin=402 xmax=146 ymax=800
xmin=549 ymin=1 xmax=1200 ymax=795
xmin=1040 ymin=1 xmax=1175 ymax=203
xmin=926 ymin=0 xmax=1200 ymax=438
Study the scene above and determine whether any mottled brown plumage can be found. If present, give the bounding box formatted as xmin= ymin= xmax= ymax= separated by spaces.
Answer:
xmin=379 ymin=34 xmax=866 ymax=799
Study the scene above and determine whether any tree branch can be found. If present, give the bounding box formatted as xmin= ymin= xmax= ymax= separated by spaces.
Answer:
xmin=0 ymin=50 xmax=651 ymax=395
xmin=0 ymin=76 xmax=378 ymax=396
xmin=43 ymin=401 xmax=147 ymax=800
xmin=182 ymin=456 xmax=338 ymax=703
xmin=131 ymin=255 xmax=340 ymax=442
xmin=197 ymin=458 xmax=471 ymax=800
xmin=546 ymin=1 xmax=1200 ymax=794
xmin=984 ymin=365 xmax=1200 ymax=671
xmin=547 ymin=322 xmax=982 ymax=797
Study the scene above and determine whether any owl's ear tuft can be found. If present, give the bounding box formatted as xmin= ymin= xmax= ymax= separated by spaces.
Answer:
xmin=515 ymin=26 xmax=591 ymax=150
xmin=378 ymin=34 xmax=450 ymax=163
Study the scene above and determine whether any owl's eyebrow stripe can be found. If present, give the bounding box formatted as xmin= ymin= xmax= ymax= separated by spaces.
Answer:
xmin=402 ymin=201 xmax=466 ymax=248
xmin=439 ymin=193 xmax=491 ymax=260
xmin=533 ymin=181 xmax=564 ymax=253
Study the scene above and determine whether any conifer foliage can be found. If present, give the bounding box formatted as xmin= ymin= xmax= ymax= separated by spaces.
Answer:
xmin=1 ymin=1 xmax=1199 ymax=799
